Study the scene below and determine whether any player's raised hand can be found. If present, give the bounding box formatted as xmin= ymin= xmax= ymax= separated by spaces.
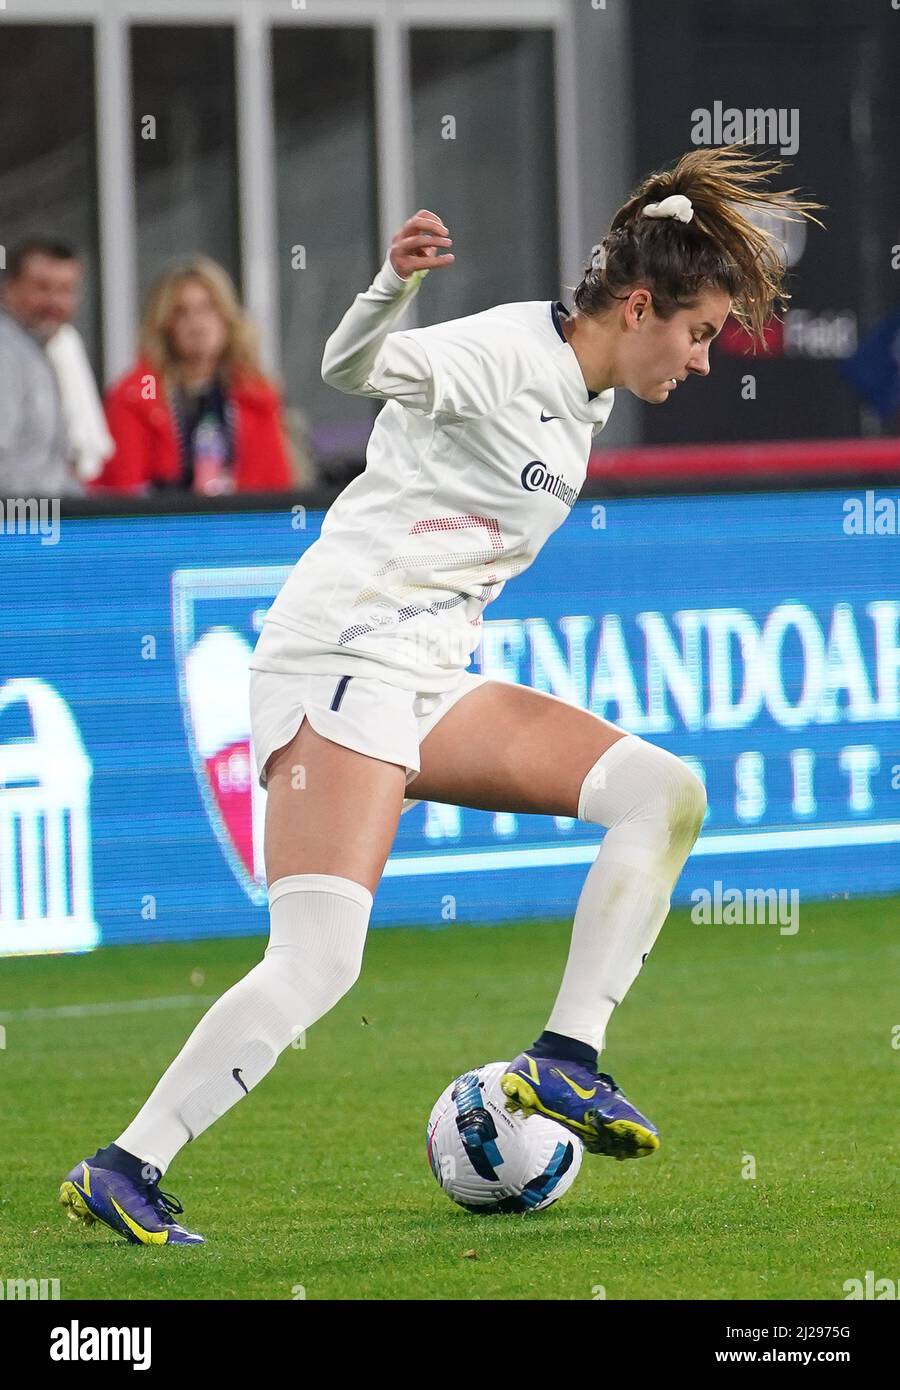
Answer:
xmin=389 ymin=210 xmax=455 ymax=280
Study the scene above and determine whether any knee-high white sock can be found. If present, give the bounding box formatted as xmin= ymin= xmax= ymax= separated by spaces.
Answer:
xmin=114 ymin=874 xmax=372 ymax=1174
xmin=544 ymin=734 xmax=706 ymax=1056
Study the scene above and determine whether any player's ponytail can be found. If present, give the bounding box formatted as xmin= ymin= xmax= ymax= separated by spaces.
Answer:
xmin=573 ymin=142 xmax=826 ymax=349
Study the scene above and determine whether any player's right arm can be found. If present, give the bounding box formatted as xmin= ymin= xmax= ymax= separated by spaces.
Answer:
xmin=320 ymin=210 xmax=454 ymax=413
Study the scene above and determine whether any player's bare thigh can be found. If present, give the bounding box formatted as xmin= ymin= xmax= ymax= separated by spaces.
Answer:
xmin=410 ymin=681 xmax=627 ymax=817
xmin=262 ymin=717 xmax=407 ymax=893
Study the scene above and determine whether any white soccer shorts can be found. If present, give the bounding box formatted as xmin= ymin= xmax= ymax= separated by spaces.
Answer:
xmin=249 ymin=666 xmax=490 ymax=814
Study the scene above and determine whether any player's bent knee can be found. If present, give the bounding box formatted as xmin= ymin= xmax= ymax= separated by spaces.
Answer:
xmin=577 ymin=736 xmax=706 ymax=887
xmin=578 ymin=732 xmax=706 ymax=840
xmin=667 ymin=757 xmax=707 ymax=853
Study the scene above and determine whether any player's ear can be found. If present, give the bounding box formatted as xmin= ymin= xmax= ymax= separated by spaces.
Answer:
xmin=626 ymin=288 xmax=651 ymax=327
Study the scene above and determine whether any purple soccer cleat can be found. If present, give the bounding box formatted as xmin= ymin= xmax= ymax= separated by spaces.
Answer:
xmin=500 ymin=1052 xmax=660 ymax=1160
xmin=59 ymin=1156 xmax=205 ymax=1245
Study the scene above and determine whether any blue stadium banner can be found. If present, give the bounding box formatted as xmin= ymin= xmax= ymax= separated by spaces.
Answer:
xmin=0 ymin=488 xmax=897 ymax=955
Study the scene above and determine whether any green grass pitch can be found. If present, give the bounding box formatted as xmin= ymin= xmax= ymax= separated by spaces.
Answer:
xmin=1 ymin=895 xmax=897 ymax=1300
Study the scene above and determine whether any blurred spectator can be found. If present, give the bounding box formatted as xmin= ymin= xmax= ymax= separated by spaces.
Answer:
xmin=96 ymin=256 xmax=293 ymax=495
xmin=46 ymin=321 xmax=115 ymax=486
xmin=0 ymin=238 xmax=99 ymax=497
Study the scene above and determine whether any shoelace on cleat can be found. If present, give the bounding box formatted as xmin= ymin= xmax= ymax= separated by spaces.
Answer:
xmin=143 ymin=1182 xmax=186 ymax=1224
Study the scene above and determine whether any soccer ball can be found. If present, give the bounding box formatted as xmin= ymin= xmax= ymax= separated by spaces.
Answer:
xmin=425 ymin=1060 xmax=583 ymax=1213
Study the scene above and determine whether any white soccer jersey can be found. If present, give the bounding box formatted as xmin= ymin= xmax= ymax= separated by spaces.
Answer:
xmin=250 ymin=256 xmax=615 ymax=692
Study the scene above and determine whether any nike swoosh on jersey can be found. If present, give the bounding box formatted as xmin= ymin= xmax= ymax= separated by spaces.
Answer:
xmin=540 ymin=410 xmax=561 ymax=422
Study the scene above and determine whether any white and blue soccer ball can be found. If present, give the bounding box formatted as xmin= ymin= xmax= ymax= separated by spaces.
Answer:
xmin=426 ymin=1060 xmax=583 ymax=1214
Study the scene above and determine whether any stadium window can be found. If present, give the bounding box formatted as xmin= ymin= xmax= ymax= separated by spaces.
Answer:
xmin=409 ymin=28 xmax=560 ymax=323
xmin=130 ymin=25 xmax=240 ymax=307
xmin=0 ymin=24 xmax=101 ymax=376
xmin=271 ymin=26 xmax=378 ymax=473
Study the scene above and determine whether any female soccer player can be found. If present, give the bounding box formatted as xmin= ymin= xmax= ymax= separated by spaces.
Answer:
xmin=61 ymin=145 xmax=823 ymax=1243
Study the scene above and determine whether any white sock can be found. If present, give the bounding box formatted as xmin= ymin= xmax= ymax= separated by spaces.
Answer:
xmin=544 ymin=734 xmax=706 ymax=1056
xmin=114 ymin=874 xmax=372 ymax=1174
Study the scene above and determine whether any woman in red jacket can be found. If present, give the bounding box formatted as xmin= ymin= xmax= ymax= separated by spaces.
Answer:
xmin=96 ymin=255 xmax=293 ymax=494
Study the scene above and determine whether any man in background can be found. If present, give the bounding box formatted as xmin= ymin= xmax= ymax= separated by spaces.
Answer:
xmin=0 ymin=239 xmax=112 ymax=497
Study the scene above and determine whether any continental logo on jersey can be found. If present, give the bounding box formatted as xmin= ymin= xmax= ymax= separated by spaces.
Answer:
xmin=520 ymin=460 xmax=579 ymax=510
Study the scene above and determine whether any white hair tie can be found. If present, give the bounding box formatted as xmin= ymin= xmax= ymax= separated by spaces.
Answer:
xmin=589 ymin=242 xmax=607 ymax=271
xmin=641 ymin=194 xmax=694 ymax=223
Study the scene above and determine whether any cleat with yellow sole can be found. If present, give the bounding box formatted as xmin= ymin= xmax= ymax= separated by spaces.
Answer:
xmin=58 ymin=1157 xmax=204 ymax=1245
xmin=501 ymin=1052 xmax=660 ymax=1160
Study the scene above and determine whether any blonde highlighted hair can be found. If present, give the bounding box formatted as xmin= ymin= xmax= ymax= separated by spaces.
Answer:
xmin=574 ymin=142 xmax=827 ymax=349
xmin=138 ymin=254 xmax=265 ymax=385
